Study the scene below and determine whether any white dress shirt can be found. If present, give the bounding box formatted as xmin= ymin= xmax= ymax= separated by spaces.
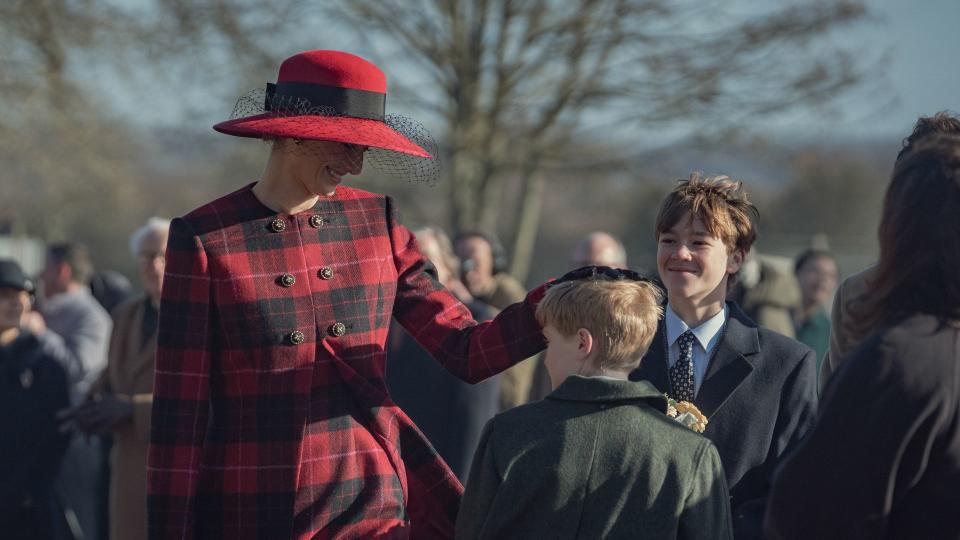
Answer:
xmin=664 ymin=304 xmax=728 ymax=396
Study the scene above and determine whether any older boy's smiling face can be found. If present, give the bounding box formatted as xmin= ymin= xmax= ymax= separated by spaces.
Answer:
xmin=657 ymin=212 xmax=742 ymax=306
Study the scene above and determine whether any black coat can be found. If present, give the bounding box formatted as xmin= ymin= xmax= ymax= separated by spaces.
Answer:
xmin=0 ymin=331 xmax=72 ymax=539
xmin=766 ymin=315 xmax=960 ymax=539
xmin=630 ymin=301 xmax=818 ymax=540
xmin=386 ymin=300 xmax=500 ymax=481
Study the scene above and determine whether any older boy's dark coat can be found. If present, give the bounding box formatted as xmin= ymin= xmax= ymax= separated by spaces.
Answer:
xmin=456 ymin=376 xmax=733 ymax=540
xmin=630 ymin=302 xmax=817 ymax=539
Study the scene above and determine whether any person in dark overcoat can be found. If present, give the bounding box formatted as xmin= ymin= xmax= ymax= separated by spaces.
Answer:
xmin=629 ymin=174 xmax=818 ymax=539
xmin=147 ymin=50 xmax=547 ymax=540
xmin=386 ymin=226 xmax=500 ymax=482
xmin=765 ymin=135 xmax=960 ymax=539
xmin=0 ymin=259 xmax=72 ymax=540
xmin=457 ymin=270 xmax=732 ymax=540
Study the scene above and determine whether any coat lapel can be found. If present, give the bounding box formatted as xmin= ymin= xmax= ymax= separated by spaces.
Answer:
xmin=630 ymin=320 xmax=670 ymax=393
xmin=695 ymin=303 xmax=759 ymax=418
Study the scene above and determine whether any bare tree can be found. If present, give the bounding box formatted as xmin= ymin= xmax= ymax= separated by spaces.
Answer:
xmin=0 ymin=0 xmax=305 ymax=272
xmin=329 ymin=0 xmax=873 ymax=280
xmin=0 ymin=0 xmax=876 ymax=282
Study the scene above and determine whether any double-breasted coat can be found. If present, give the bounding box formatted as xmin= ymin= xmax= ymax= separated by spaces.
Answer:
xmin=147 ymin=183 xmax=546 ymax=540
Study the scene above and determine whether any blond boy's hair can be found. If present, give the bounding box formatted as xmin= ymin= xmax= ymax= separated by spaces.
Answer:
xmin=655 ymin=172 xmax=759 ymax=256
xmin=536 ymin=279 xmax=664 ymax=372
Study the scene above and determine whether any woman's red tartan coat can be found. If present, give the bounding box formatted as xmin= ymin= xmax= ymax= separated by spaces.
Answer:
xmin=147 ymin=183 xmax=547 ymax=539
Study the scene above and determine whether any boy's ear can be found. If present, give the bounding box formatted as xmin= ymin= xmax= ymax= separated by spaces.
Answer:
xmin=576 ymin=328 xmax=594 ymax=359
xmin=726 ymin=248 xmax=745 ymax=275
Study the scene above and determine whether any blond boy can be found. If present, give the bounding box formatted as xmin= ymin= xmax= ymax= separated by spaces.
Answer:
xmin=457 ymin=272 xmax=733 ymax=540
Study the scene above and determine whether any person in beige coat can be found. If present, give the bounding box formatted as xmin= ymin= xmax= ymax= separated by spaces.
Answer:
xmin=817 ymin=266 xmax=872 ymax=390
xmin=60 ymin=217 xmax=169 ymax=539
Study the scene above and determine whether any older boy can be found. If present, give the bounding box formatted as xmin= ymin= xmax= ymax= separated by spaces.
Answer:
xmin=630 ymin=174 xmax=817 ymax=539
xmin=457 ymin=269 xmax=733 ymax=540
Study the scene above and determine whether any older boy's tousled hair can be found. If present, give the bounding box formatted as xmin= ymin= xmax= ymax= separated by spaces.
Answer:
xmin=655 ymin=173 xmax=759 ymax=256
xmin=536 ymin=279 xmax=664 ymax=372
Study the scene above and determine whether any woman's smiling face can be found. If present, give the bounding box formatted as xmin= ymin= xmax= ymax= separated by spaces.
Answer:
xmin=291 ymin=140 xmax=367 ymax=196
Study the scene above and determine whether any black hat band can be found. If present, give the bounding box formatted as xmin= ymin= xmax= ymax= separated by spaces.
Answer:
xmin=265 ymin=82 xmax=386 ymax=121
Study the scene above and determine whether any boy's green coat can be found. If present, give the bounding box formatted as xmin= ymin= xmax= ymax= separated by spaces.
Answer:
xmin=456 ymin=376 xmax=733 ymax=540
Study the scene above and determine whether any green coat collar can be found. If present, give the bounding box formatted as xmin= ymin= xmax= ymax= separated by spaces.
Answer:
xmin=547 ymin=376 xmax=668 ymax=412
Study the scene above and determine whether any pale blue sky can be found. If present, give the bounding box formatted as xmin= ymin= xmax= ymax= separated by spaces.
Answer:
xmin=95 ymin=0 xmax=957 ymax=142
xmin=799 ymin=0 xmax=959 ymax=138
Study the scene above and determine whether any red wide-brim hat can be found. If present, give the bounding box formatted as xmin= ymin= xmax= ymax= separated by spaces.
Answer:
xmin=214 ymin=50 xmax=432 ymax=159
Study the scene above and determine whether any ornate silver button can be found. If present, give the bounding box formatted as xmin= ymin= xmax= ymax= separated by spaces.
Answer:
xmin=279 ymin=273 xmax=296 ymax=287
xmin=309 ymin=215 xmax=326 ymax=228
xmin=329 ymin=322 xmax=347 ymax=337
xmin=270 ymin=218 xmax=287 ymax=232
xmin=319 ymin=267 xmax=334 ymax=280
xmin=288 ymin=331 xmax=305 ymax=345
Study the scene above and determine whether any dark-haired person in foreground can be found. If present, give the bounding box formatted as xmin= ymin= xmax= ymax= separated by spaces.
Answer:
xmin=766 ymin=134 xmax=960 ymax=539
xmin=819 ymin=110 xmax=960 ymax=389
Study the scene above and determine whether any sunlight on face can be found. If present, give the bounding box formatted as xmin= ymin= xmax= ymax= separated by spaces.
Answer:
xmin=656 ymin=212 xmax=742 ymax=306
xmin=543 ymin=324 xmax=587 ymax=389
xmin=290 ymin=140 xmax=367 ymax=196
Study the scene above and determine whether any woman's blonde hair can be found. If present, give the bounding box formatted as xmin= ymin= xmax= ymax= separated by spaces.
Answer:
xmin=536 ymin=279 xmax=664 ymax=371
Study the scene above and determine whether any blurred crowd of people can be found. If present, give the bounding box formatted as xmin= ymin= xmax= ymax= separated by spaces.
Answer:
xmin=2 ymin=110 xmax=959 ymax=540
xmin=2 ymin=219 xmax=168 ymax=539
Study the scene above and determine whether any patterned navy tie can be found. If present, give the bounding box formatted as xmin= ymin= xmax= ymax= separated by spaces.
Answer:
xmin=669 ymin=330 xmax=697 ymax=402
